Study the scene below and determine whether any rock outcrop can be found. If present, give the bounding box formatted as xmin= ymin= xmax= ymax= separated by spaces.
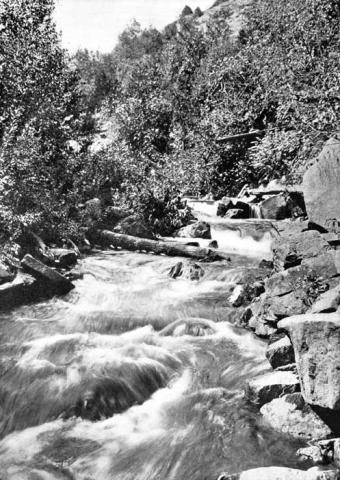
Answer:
xmin=245 ymin=370 xmax=300 ymax=406
xmin=272 ymin=230 xmax=331 ymax=271
xmin=303 ymin=137 xmax=340 ymax=232
xmin=260 ymin=393 xmax=332 ymax=441
xmin=279 ymin=313 xmax=340 ymax=410
xmin=266 ymin=334 xmax=295 ymax=369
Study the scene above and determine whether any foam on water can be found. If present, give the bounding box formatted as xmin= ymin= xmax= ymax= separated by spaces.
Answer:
xmin=0 ymin=241 xmax=310 ymax=479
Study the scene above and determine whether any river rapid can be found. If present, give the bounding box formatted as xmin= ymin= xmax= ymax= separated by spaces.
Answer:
xmin=0 ymin=202 xmax=310 ymax=480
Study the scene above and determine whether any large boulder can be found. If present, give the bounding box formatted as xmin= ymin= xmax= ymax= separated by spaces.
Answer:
xmin=260 ymin=192 xmax=305 ymax=220
xmin=303 ymin=137 xmax=340 ymax=232
xmin=21 ymin=254 xmax=74 ymax=295
xmin=266 ymin=335 xmax=295 ymax=369
xmin=260 ymin=393 xmax=332 ymax=441
xmin=245 ymin=370 xmax=300 ymax=407
xmin=279 ymin=313 xmax=340 ymax=410
xmin=272 ymin=230 xmax=331 ymax=271
xmin=174 ymin=221 xmax=211 ymax=239
xmin=113 ymin=215 xmax=154 ymax=239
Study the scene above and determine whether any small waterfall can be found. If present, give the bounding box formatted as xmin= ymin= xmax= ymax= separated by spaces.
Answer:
xmin=250 ymin=204 xmax=263 ymax=219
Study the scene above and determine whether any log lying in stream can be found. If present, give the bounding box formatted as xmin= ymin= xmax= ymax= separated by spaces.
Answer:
xmin=93 ymin=230 xmax=229 ymax=261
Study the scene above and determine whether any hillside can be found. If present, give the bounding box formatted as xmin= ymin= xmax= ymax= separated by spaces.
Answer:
xmin=0 ymin=0 xmax=339 ymax=244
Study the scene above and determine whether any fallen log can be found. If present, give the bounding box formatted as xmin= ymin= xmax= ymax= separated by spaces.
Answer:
xmin=93 ymin=230 xmax=229 ymax=261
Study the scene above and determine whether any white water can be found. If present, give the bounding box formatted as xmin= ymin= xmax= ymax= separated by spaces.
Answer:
xmin=0 ymin=206 xmax=310 ymax=480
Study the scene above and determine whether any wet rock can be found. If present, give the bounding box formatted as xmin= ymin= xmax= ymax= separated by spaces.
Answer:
xmin=311 ymin=283 xmax=340 ymax=313
xmin=260 ymin=393 xmax=332 ymax=441
xmin=279 ymin=313 xmax=340 ymax=410
xmin=218 ymin=466 xmax=339 ymax=479
xmin=113 ymin=214 xmax=154 ymax=239
xmin=0 ymin=272 xmax=38 ymax=310
xmin=217 ymin=198 xmax=251 ymax=218
xmin=0 ymin=261 xmax=14 ymax=285
xmin=245 ymin=370 xmax=300 ymax=406
xmin=49 ymin=248 xmax=78 ymax=268
xmin=168 ymin=261 xmax=204 ymax=281
xmin=266 ymin=335 xmax=295 ymax=369
xmin=209 ymin=240 xmax=218 ymax=248
xmin=225 ymin=208 xmax=246 ymax=219
xmin=160 ymin=318 xmax=216 ymax=337
xmin=229 ymin=285 xmax=245 ymax=307
xmin=272 ymin=231 xmax=331 ymax=271
xmin=21 ymin=254 xmax=74 ymax=295
xmin=303 ymin=137 xmax=340 ymax=232
xmin=174 ymin=221 xmax=211 ymax=239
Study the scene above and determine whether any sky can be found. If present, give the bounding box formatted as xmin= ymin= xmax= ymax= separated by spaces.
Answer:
xmin=54 ymin=0 xmax=214 ymax=53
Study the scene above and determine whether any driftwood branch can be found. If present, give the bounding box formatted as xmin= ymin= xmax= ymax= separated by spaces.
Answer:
xmin=216 ymin=130 xmax=265 ymax=143
xmin=94 ymin=230 xmax=229 ymax=261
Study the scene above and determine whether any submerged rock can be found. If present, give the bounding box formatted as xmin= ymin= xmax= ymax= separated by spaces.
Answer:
xmin=260 ymin=393 xmax=332 ymax=441
xmin=245 ymin=370 xmax=300 ymax=407
xmin=303 ymin=137 xmax=340 ymax=232
xmin=279 ymin=313 xmax=340 ymax=410
xmin=168 ymin=261 xmax=204 ymax=281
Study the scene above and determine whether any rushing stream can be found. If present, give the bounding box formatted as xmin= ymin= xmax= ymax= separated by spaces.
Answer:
xmin=0 ymin=202 xmax=310 ymax=480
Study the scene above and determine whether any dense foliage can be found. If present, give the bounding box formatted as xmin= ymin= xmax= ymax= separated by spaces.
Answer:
xmin=1 ymin=0 xmax=339 ymax=244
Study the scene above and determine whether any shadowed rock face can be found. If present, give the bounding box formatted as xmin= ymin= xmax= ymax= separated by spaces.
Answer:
xmin=279 ymin=313 xmax=340 ymax=411
xmin=303 ymin=137 xmax=340 ymax=232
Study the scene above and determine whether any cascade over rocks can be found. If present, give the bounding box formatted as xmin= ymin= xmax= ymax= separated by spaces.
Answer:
xmin=260 ymin=393 xmax=332 ymax=441
xmin=303 ymin=137 xmax=340 ymax=233
xmin=279 ymin=313 xmax=340 ymax=410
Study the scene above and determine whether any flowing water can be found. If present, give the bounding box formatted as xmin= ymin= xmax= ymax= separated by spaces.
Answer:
xmin=0 ymin=202 xmax=309 ymax=480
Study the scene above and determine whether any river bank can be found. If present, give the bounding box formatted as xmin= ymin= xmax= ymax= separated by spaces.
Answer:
xmin=0 ymin=139 xmax=339 ymax=479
